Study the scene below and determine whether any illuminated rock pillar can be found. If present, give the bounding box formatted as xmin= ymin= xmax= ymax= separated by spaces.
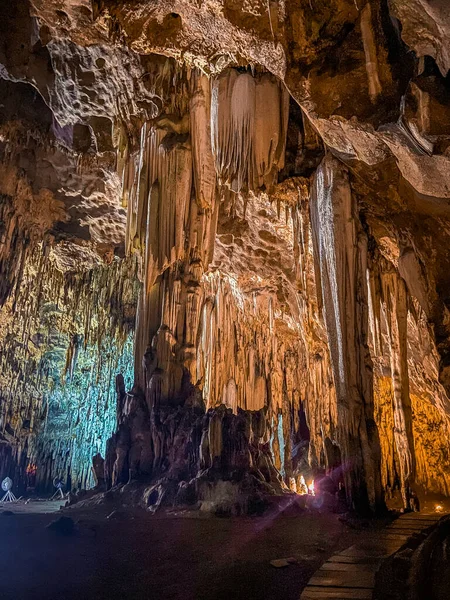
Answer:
xmin=310 ymin=154 xmax=384 ymax=512
xmin=108 ymin=71 xmax=286 ymax=511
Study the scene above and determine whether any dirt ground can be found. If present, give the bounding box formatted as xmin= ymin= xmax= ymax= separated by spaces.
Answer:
xmin=0 ymin=499 xmax=372 ymax=600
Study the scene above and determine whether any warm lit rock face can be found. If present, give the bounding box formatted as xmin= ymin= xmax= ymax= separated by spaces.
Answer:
xmin=1 ymin=0 xmax=450 ymax=513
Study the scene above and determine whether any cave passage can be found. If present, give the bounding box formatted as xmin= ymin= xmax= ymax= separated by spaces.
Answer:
xmin=1 ymin=1 xmax=450 ymax=599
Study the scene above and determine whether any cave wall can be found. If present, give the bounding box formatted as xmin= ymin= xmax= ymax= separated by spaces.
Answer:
xmin=0 ymin=249 xmax=139 ymax=493
xmin=0 ymin=0 xmax=450 ymax=511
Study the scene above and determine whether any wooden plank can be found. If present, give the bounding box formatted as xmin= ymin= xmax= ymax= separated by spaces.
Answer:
xmin=394 ymin=515 xmax=442 ymax=523
xmin=377 ymin=535 xmax=409 ymax=543
xmin=320 ymin=562 xmax=379 ymax=572
xmin=390 ymin=519 xmax=430 ymax=525
xmin=396 ymin=520 xmax=438 ymax=527
xmin=301 ymin=587 xmax=373 ymax=599
xmin=387 ymin=525 xmax=426 ymax=532
xmin=389 ymin=522 xmax=431 ymax=529
xmin=400 ymin=511 xmax=443 ymax=516
xmin=386 ymin=527 xmax=427 ymax=535
xmin=396 ymin=519 xmax=438 ymax=529
xmin=328 ymin=555 xmax=381 ymax=565
xmin=309 ymin=570 xmax=375 ymax=588
xmin=340 ymin=543 xmax=400 ymax=558
xmin=398 ymin=514 xmax=443 ymax=521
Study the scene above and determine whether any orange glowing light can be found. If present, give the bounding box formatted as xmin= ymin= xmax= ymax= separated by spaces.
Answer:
xmin=298 ymin=475 xmax=308 ymax=495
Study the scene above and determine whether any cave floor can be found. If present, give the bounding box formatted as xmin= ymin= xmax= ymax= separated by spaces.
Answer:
xmin=0 ymin=502 xmax=381 ymax=600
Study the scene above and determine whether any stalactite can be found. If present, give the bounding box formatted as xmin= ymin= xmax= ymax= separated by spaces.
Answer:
xmin=373 ymin=376 xmax=397 ymax=494
xmin=360 ymin=2 xmax=382 ymax=102
xmin=291 ymin=183 xmax=338 ymax=473
xmin=190 ymin=72 xmax=216 ymax=210
xmin=380 ymin=263 xmax=416 ymax=507
xmin=120 ymin=69 xmax=221 ymax=399
xmin=211 ymin=69 xmax=288 ymax=193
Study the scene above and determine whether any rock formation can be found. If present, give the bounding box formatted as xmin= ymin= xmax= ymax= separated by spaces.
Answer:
xmin=1 ymin=0 xmax=450 ymax=513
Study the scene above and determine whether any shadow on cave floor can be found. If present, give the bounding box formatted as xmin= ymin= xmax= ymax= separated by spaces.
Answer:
xmin=0 ymin=503 xmax=365 ymax=600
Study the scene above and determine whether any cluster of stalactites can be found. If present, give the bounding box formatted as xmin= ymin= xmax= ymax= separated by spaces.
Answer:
xmin=211 ymin=69 xmax=289 ymax=193
xmin=0 ymin=245 xmax=140 ymax=491
xmin=119 ymin=71 xmax=221 ymax=391
xmin=121 ymin=70 xmax=217 ymax=282
xmin=366 ymin=256 xmax=450 ymax=500
xmin=197 ymin=271 xmax=304 ymax=416
xmin=121 ymin=67 xmax=290 ymax=287
xmin=192 ymin=268 xmax=317 ymax=485
xmin=28 ymin=334 xmax=134 ymax=493
xmin=0 ymin=247 xmax=140 ymax=436
xmin=309 ymin=154 xmax=450 ymax=505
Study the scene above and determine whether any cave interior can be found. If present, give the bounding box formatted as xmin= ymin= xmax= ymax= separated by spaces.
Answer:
xmin=1 ymin=0 xmax=450 ymax=597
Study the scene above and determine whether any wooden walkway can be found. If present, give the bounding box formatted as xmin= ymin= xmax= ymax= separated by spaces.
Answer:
xmin=300 ymin=512 xmax=445 ymax=599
